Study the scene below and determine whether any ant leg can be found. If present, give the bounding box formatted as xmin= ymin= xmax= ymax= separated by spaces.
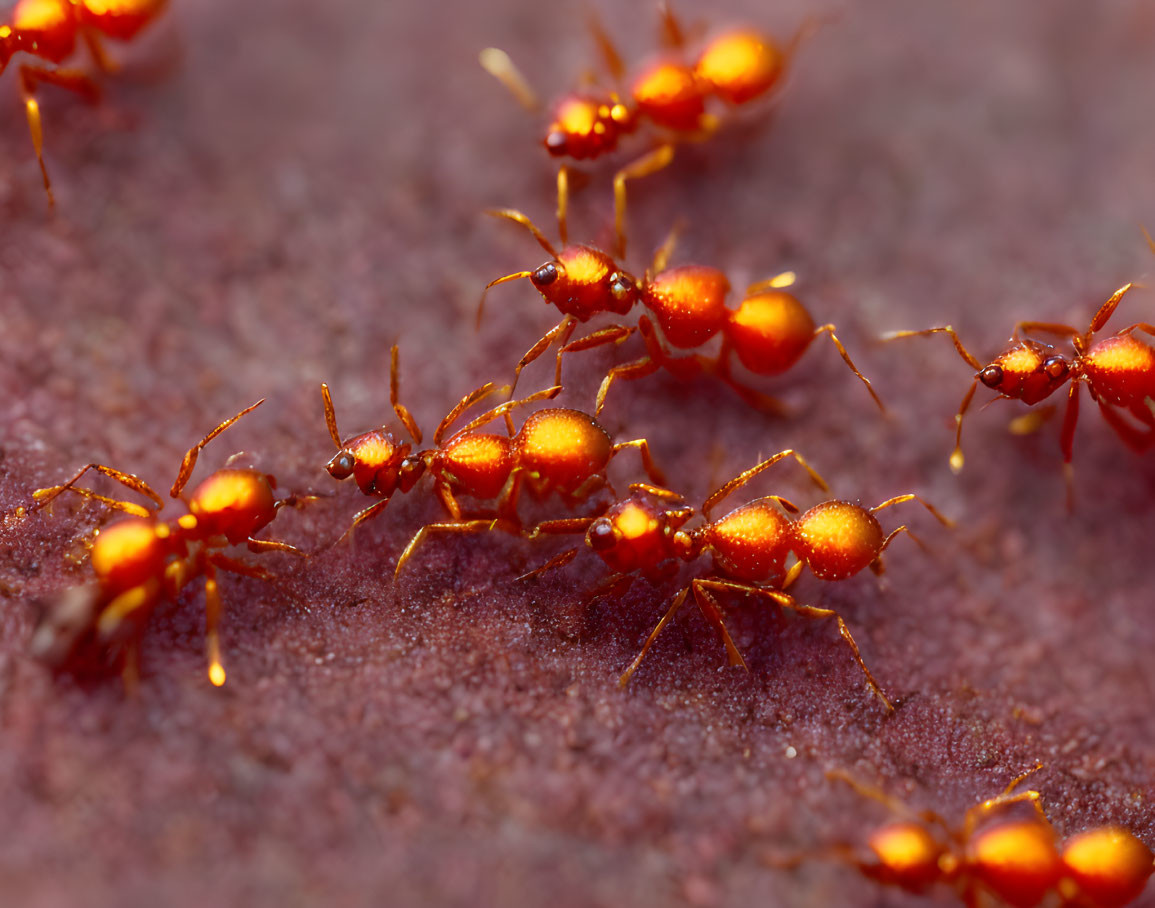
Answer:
xmin=963 ymin=765 xmax=1047 ymax=839
xmin=18 ymin=64 xmax=102 ymax=207
xmin=210 ymin=553 xmax=276 ymax=582
xmin=586 ymin=6 xmax=626 ymax=82
xmin=1088 ymin=283 xmax=1137 ymax=334
xmin=1058 ymin=382 xmax=1081 ymax=510
xmin=526 ymin=517 xmax=598 ymax=540
xmin=611 ymin=438 xmax=667 ymax=486
xmin=690 ymin=579 xmax=748 ymax=669
xmin=813 ymin=324 xmax=886 ymax=413
xmin=657 ymin=0 xmax=688 ymax=48
xmin=880 ymin=326 xmax=983 ymax=370
xmin=320 ymin=384 xmax=344 ymax=450
xmin=1096 ymin=399 xmax=1155 ymax=453
xmin=870 ymin=494 xmax=953 ymax=527
xmin=334 ymin=498 xmax=393 ymax=545
xmin=509 ymin=315 xmax=577 ymax=401
xmin=1008 ymin=404 xmax=1057 ymax=436
xmin=627 ymin=482 xmax=686 ymax=502
xmin=557 ymin=323 xmax=636 ymax=404
xmin=81 ymin=28 xmax=120 ymax=74
xmin=121 ymin=639 xmax=141 ymax=696
xmin=1011 ymin=321 xmax=1080 ymax=341
xmin=595 ymin=355 xmax=660 ymax=416
xmin=619 ymin=585 xmax=692 ymax=687
xmin=710 ymin=343 xmax=791 ymax=416
xmin=557 ymin=166 xmax=570 ymax=246
xmin=517 ymin=547 xmax=581 ymax=582
xmin=203 ymin=562 xmax=227 ymax=687
xmin=31 ymin=463 xmax=164 ymax=516
xmin=950 ymin=380 xmax=979 ymax=473
xmin=389 ymin=345 xmax=422 ymax=444
xmin=170 ymin=400 xmax=266 ymax=498
xmin=745 ymin=272 xmax=798 ymax=296
xmin=484 ymin=208 xmax=560 ymax=258
xmin=702 ymin=449 xmax=828 ymax=517
xmin=613 ymin=144 xmax=676 ymax=258
xmin=478 ymin=48 xmax=540 ymax=111
xmin=394 ymin=518 xmax=518 ymax=579
xmin=433 ymin=382 xmax=508 ymax=446
xmin=247 ymin=537 xmax=308 ymax=557
xmin=707 ymin=579 xmax=894 ymax=712
xmin=650 ymin=222 xmax=683 ymax=274
xmin=443 ymin=385 xmax=562 ymax=441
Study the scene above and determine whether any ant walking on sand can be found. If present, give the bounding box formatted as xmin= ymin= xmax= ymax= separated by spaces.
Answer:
xmin=480 ymin=208 xmax=884 ymax=416
xmin=519 ymin=450 xmax=951 ymax=711
xmin=772 ymin=766 xmax=1154 ymax=908
xmin=885 ymin=277 xmax=1155 ymax=503
xmin=0 ymin=0 xmax=168 ymax=205
xmin=24 ymin=400 xmax=308 ymax=687
xmin=319 ymin=348 xmax=666 ymax=574
xmin=481 ymin=2 xmax=820 ymax=256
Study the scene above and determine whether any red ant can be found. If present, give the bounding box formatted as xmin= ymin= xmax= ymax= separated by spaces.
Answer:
xmin=521 ymin=450 xmax=951 ymax=711
xmin=24 ymin=400 xmax=306 ymax=687
xmin=884 ymin=279 xmax=1155 ymax=500
xmin=776 ymin=766 xmax=1155 ymax=908
xmin=480 ymin=3 xmax=818 ymax=256
xmin=0 ymin=0 xmax=167 ymax=206
xmin=319 ymin=348 xmax=666 ymax=573
xmin=481 ymin=207 xmax=884 ymax=417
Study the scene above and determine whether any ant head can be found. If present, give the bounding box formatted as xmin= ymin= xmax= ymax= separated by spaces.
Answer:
xmin=979 ymin=342 xmax=1072 ymax=405
xmin=535 ymin=246 xmax=639 ymax=319
xmin=325 ymin=430 xmax=412 ymax=497
xmin=0 ymin=27 xmax=12 ymax=72
xmin=544 ymin=94 xmax=634 ymax=159
xmin=585 ymin=494 xmax=686 ymax=574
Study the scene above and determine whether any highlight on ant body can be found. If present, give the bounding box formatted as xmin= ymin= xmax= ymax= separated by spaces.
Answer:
xmin=884 ymin=279 xmax=1155 ymax=500
xmin=25 ymin=399 xmax=308 ymax=688
xmin=319 ymin=348 xmax=666 ymax=575
xmin=1 ymin=0 xmax=168 ymax=206
xmin=481 ymin=207 xmax=884 ymax=417
xmin=770 ymin=765 xmax=1155 ymax=908
xmin=520 ymin=450 xmax=951 ymax=710
xmin=480 ymin=2 xmax=819 ymax=256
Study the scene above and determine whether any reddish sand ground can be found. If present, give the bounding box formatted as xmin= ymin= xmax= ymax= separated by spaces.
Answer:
xmin=2 ymin=1 xmax=1154 ymax=905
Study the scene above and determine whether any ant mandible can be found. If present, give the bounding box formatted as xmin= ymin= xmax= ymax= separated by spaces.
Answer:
xmin=522 ymin=450 xmax=950 ymax=710
xmin=319 ymin=348 xmax=666 ymax=573
xmin=480 ymin=208 xmax=885 ymax=416
xmin=0 ymin=0 xmax=167 ymax=206
xmin=25 ymin=399 xmax=307 ymax=687
xmin=780 ymin=766 xmax=1155 ymax=908
xmin=480 ymin=2 xmax=818 ymax=256
xmin=884 ymin=279 xmax=1155 ymax=500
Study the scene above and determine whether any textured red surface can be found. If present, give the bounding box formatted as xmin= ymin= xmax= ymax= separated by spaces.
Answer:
xmin=2 ymin=1 xmax=1155 ymax=906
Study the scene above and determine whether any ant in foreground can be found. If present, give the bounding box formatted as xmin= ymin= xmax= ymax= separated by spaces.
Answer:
xmin=773 ymin=766 xmax=1154 ymax=908
xmin=25 ymin=400 xmax=306 ymax=687
xmin=520 ymin=450 xmax=951 ymax=711
xmin=0 ymin=0 xmax=168 ymax=206
xmin=480 ymin=2 xmax=817 ymax=256
xmin=481 ymin=208 xmax=884 ymax=417
xmin=884 ymin=279 xmax=1154 ymax=502
xmin=319 ymin=348 xmax=666 ymax=573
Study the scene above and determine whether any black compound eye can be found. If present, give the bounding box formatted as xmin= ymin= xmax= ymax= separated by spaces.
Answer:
xmin=327 ymin=451 xmax=355 ymax=480
xmin=532 ymin=262 xmax=560 ymax=287
xmin=544 ymin=131 xmax=568 ymax=155
xmin=1044 ymin=356 xmax=1069 ymax=379
xmin=587 ymin=518 xmax=617 ymax=551
xmin=979 ymin=365 xmax=1004 ymax=388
